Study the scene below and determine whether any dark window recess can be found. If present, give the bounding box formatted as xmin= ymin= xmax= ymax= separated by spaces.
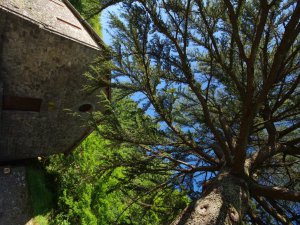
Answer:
xmin=78 ymin=104 xmax=93 ymax=112
xmin=2 ymin=96 xmax=42 ymax=112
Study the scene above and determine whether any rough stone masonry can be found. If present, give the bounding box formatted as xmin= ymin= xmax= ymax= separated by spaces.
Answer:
xmin=0 ymin=0 xmax=109 ymax=161
xmin=0 ymin=0 xmax=109 ymax=224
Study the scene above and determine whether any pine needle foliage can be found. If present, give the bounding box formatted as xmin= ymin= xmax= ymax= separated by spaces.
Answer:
xmin=47 ymin=130 xmax=189 ymax=225
xmin=85 ymin=0 xmax=300 ymax=223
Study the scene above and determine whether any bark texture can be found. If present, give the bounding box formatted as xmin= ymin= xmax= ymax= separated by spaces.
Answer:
xmin=172 ymin=172 xmax=248 ymax=225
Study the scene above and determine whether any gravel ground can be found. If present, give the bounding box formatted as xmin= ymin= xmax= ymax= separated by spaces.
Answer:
xmin=0 ymin=166 xmax=33 ymax=225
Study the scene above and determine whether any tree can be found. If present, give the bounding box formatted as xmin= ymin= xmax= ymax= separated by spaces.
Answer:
xmin=86 ymin=0 xmax=300 ymax=224
xmin=50 ymin=3 xmax=188 ymax=224
xmin=47 ymin=102 xmax=188 ymax=225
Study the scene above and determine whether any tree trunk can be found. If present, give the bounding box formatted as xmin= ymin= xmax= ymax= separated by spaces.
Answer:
xmin=171 ymin=172 xmax=249 ymax=225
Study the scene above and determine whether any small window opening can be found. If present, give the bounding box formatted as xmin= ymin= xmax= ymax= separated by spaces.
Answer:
xmin=2 ymin=96 xmax=42 ymax=112
xmin=78 ymin=104 xmax=93 ymax=112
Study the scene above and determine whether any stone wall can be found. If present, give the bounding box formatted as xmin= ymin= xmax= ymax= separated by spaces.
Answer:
xmin=0 ymin=1 xmax=109 ymax=160
xmin=0 ymin=0 xmax=100 ymax=49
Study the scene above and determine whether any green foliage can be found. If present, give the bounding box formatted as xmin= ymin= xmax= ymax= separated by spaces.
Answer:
xmin=26 ymin=163 xmax=55 ymax=225
xmin=46 ymin=130 xmax=189 ymax=225
xmin=86 ymin=0 xmax=300 ymax=223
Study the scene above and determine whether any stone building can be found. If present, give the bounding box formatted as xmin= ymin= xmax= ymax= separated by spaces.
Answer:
xmin=0 ymin=0 xmax=109 ymax=161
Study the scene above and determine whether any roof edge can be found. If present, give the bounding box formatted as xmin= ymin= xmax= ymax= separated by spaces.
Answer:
xmin=0 ymin=5 xmax=102 ymax=51
xmin=62 ymin=0 xmax=108 ymax=52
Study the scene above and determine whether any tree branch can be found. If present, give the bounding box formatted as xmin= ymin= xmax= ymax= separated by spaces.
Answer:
xmin=251 ymin=182 xmax=300 ymax=202
xmin=223 ymin=0 xmax=248 ymax=61
xmin=247 ymin=203 xmax=266 ymax=225
xmin=257 ymin=1 xmax=300 ymax=105
xmin=254 ymin=196 xmax=292 ymax=224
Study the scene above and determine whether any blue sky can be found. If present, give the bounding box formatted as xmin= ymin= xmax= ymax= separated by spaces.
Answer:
xmin=101 ymin=4 xmax=121 ymax=45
